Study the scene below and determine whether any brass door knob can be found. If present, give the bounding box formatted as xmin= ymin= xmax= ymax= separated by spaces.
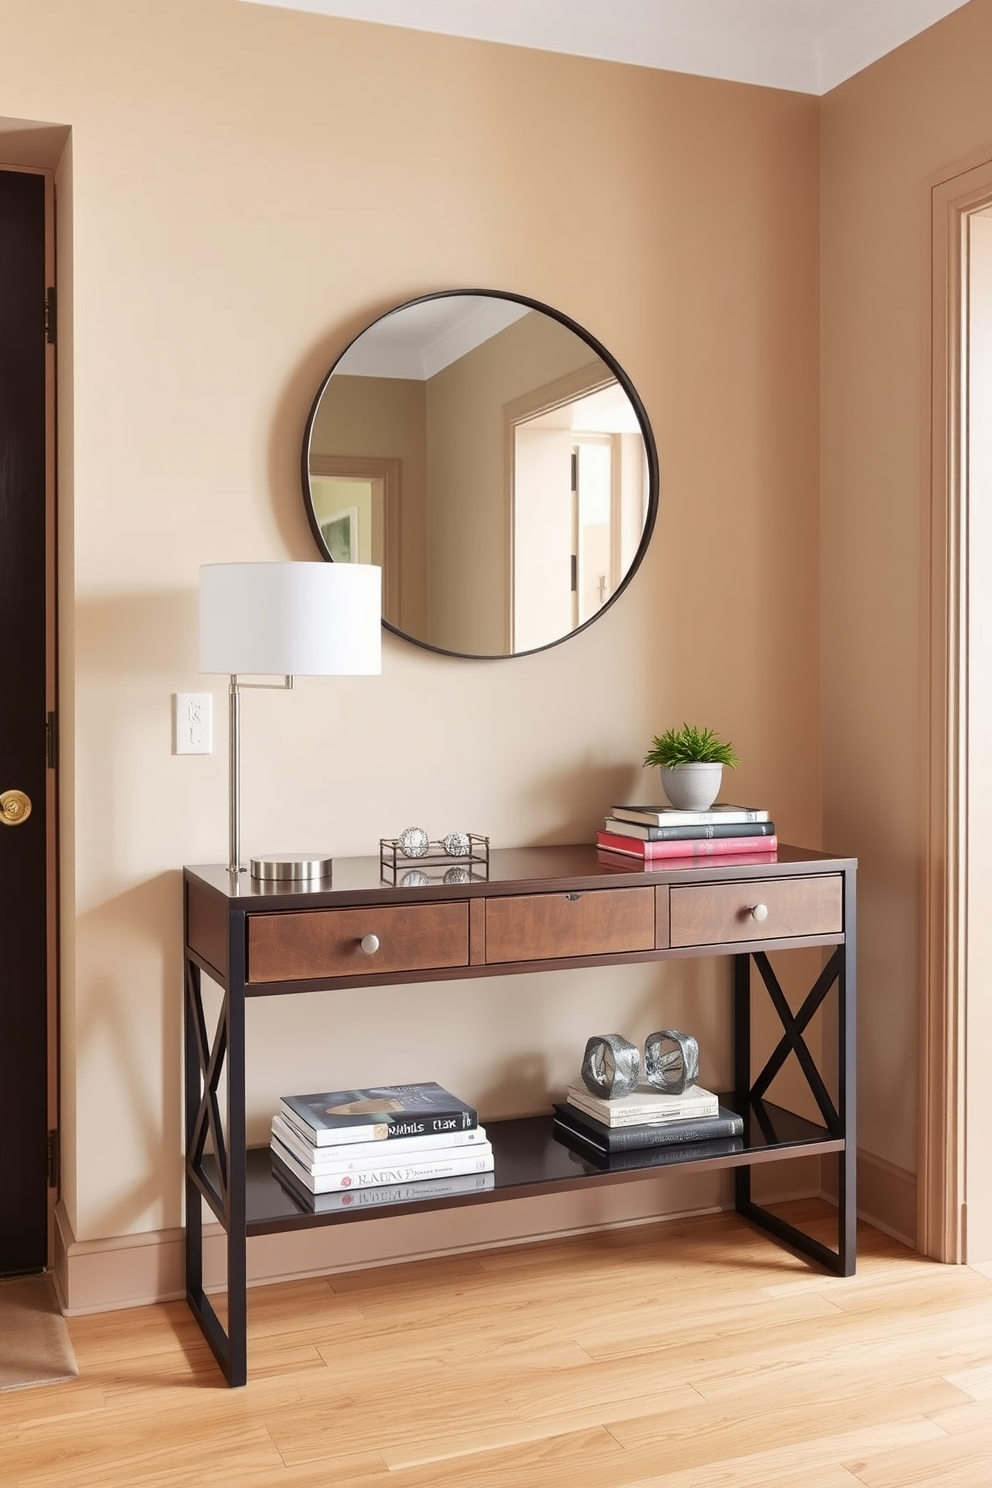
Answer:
xmin=0 ymin=789 xmax=32 ymax=826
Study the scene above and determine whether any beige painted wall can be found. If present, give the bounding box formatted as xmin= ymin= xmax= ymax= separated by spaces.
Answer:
xmin=821 ymin=0 xmax=992 ymax=1183
xmin=0 ymin=0 xmax=821 ymax=1253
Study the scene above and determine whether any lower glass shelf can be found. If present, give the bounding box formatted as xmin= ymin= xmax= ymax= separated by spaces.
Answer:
xmin=231 ymin=1096 xmax=844 ymax=1235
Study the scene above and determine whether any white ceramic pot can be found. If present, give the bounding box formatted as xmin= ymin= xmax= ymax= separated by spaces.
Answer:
xmin=660 ymin=762 xmax=723 ymax=811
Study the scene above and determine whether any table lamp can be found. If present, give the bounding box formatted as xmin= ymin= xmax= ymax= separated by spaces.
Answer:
xmin=198 ymin=561 xmax=381 ymax=879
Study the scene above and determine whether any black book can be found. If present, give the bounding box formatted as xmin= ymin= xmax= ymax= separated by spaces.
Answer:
xmin=279 ymin=1082 xmax=478 ymax=1147
xmin=557 ymin=1129 xmax=745 ymax=1174
xmin=552 ymin=1101 xmax=744 ymax=1153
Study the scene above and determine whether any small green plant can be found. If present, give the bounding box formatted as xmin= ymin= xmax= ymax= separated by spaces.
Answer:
xmin=643 ymin=723 xmax=739 ymax=770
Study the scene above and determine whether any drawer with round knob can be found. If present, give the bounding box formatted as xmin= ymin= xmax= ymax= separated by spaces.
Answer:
xmin=668 ymin=874 xmax=843 ymax=949
xmin=247 ymin=902 xmax=469 ymax=983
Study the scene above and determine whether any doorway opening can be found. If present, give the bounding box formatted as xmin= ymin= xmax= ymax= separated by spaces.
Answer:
xmin=509 ymin=376 xmax=647 ymax=654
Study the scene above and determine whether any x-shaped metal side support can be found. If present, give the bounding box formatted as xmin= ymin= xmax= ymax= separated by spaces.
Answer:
xmin=734 ymin=939 xmax=856 ymax=1276
xmin=184 ymin=954 xmax=248 ymax=1386
xmin=750 ymin=949 xmax=843 ymax=1137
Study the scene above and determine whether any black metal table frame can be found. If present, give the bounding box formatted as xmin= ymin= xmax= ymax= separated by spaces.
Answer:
xmin=183 ymin=871 xmax=856 ymax=1388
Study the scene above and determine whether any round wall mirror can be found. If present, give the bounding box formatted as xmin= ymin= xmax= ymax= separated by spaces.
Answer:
xmin=302 ymin=289 xmax=658 ymax=659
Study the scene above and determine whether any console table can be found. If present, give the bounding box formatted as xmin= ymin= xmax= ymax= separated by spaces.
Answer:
xmin=183 ymin=842 xmax=856 ymax=1386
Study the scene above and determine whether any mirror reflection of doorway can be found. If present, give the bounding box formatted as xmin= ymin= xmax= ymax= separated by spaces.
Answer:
xmin=307 ymin=457 xmax=400 ymax=625
xmin=510 ymin=380 xmax=647 ymax=653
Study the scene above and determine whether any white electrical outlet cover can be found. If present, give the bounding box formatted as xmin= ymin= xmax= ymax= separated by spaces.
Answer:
xmin=174 ymin=693 xmax=213 ymax=754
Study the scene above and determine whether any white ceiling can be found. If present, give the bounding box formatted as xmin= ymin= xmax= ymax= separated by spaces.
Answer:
xmin=234 ymin=0 xmax=971 ymax=94
xmin=336 ymin=295 xmax=530 ymax=379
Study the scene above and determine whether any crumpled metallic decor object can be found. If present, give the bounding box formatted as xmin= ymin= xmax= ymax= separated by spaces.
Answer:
xmin=581 ymin=1033 xmax=640 ymax=1099
xmin=644 ymin=1029 xmax=699 ymax=1095
xmin=398 ymin=826 xmax=430 ymax=857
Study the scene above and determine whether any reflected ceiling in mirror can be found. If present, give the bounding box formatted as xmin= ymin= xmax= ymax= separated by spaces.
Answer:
xmin=302 ymin=290 xmax=658 ymax=659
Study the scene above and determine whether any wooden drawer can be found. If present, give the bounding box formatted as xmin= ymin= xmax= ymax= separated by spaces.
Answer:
xmin=485 ymin=887 xmax=656 ymax=964
xmin=247 ymin=902 xmax=469 ymax=983
xmin=669 ymin=874 xmax=843 ymax=949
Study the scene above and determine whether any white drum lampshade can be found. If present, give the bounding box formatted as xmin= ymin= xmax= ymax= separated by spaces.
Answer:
xmin=199 ymin=561 xmax=381 ymax=678
xmin=198 ymin=561 xmax=382 ymax=876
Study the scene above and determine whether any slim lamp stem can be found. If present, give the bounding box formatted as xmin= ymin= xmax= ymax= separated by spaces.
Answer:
xmin=227 ymin=674 xmax=292 ymax=875
xmin=229 ymin=675 xmax=241 ymax=875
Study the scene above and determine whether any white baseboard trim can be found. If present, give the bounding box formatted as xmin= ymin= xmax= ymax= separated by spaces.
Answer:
xmin=819 ymin=1147 xmax=917 ymax=1249
xmin=56 ymin=1168 xmax=740 ymax=1314
xmin=55 ymin=1155 xmax=890 ymax=1317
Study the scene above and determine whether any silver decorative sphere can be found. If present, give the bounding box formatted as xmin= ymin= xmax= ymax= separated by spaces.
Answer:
xmin=398 ymin=826 xmax=430 ymax=858
xmin=441 ymin=831 xmax=471 ymax=857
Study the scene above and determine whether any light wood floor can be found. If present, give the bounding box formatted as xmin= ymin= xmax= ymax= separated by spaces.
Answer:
xmin=1 ymin=1200 xmax=990 ymax=1487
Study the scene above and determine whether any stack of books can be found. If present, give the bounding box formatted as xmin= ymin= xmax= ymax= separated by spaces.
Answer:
xmin=596 ymin=802 xmax=777 ymax=861
xmin=270 ymin=1082 xmax=495 ymax=1204
xmin=553 ymin=1079 xmax=744 ymax=1164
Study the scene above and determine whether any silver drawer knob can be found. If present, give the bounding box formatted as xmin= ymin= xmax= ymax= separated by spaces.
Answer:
xmin=360 ymin=933 xmax=380 ymax=955
xmin=750 ymin=903 xmax=769 ymax=922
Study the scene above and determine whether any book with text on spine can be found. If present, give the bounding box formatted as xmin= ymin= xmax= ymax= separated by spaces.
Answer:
xmin=610 ymin=803 xmax=771 ymax=828
xmin=272 ymin=1130 xmax=493 ymax=1178
xmin=596 ymin=829 xmax=778 ymax=860
xmin=552 ymin=1101 xmax=743 ymax=1153
xmin=279 ymin=1082 xmax=477 ymax=1147
xmin=271 ymin=1112 xmax=489 ymax=1170
xmin=272 ymin=1157 xmax=496 ymax=1214
xmin=270 ymin=1135 xmax=495 ymax=1194
xmin=565 ymin=1081 xmax=720 ymax=1127
xmin=603 ymin=817 xmax=776 ymax=842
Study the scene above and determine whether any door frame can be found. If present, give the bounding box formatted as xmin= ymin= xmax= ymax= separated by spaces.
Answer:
xmin=0 ymin=160 xmax=59 ymax=1266
xmin=922 ymin=154 xmax=992 ymax=1262
xmin=503 ymin=361 xmax=618 ymax=653
xmin=307 ymin=454 xmax=401 ymax=624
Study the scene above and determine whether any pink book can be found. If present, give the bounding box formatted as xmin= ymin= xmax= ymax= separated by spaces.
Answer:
xmin=595 ymin=829 xmax=779 ymax=859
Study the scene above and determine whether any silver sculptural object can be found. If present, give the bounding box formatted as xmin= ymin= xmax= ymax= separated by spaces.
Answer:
xmin=644 ymin=1029 xmax=699 ymax=1095
xmin=581 ymin=1034 xmax=640 ymax=1099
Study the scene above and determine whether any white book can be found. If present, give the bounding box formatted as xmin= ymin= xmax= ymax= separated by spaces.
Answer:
xmin=271 ymin=1131 xmax=494 ymax=1178
xmin=610 ymin=803 xmax=770 ymax=828
xmin=271 ymin=1114 xmax=489 ymax=1171
xmin=273 ymin=1166 xmax=496 ymax=1215
xmin=565 ymin=1082 xmax=720 ymax=1127
xmin=271 ymin=1136 xmax=495 ymax=1195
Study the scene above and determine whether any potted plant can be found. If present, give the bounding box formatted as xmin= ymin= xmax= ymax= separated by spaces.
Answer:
xmin=643 ymin=723 xmax=739 ymax=811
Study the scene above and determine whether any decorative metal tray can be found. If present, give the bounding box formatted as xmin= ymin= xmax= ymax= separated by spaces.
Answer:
xmin=379 ymin=831 xmax=490 ymax=885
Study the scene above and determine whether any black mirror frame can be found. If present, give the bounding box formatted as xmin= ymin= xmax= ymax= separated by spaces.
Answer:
xmin=301 ymin=287 xmax=659 ymax=661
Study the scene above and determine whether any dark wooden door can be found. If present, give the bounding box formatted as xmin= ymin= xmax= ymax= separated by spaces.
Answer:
xmin=0 ymin=167 xmax=53 ymax=1276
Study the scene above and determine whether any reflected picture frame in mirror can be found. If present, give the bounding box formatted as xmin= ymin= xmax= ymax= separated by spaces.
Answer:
xmin=301 ymin=289 xmax=659 ymax=660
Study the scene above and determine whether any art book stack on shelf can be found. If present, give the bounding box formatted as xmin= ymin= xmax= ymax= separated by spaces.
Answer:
xmin=552 ymin=1080 xmax=744 ymax=1169
xmin=596 ymin=802 xmax=777 ymax=861
xmin=270 ymin=1082 xmax=495 ymax=1209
